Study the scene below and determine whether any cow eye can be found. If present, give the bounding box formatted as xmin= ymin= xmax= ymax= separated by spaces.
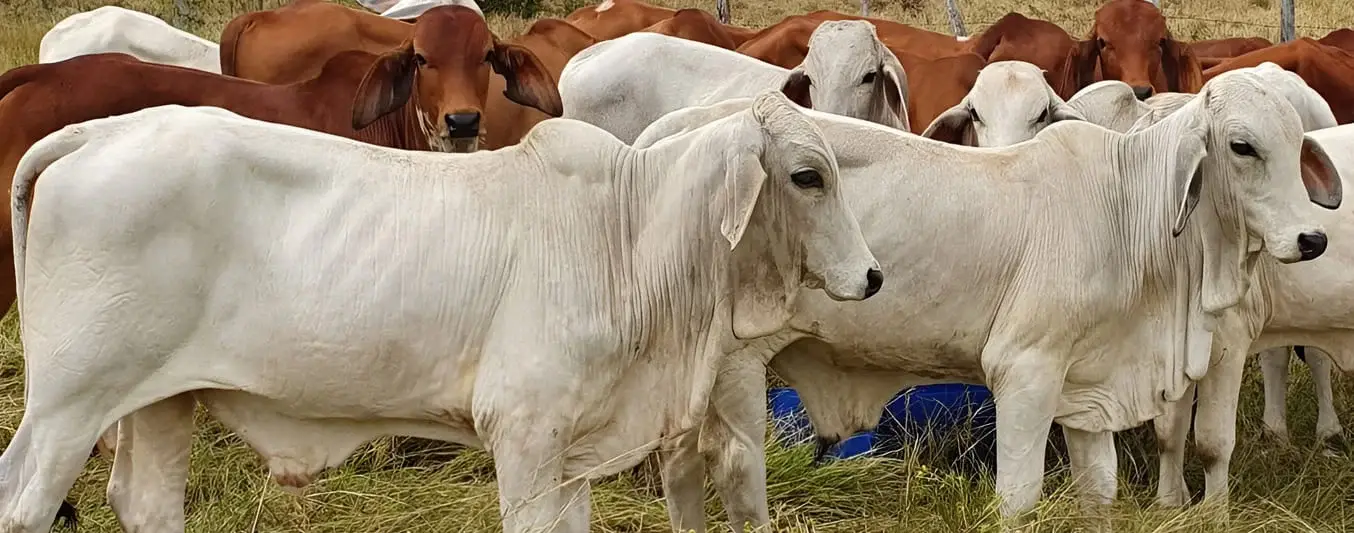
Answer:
xmin=791 ymin=169 xmax=824 ymax=189
xmin=1096 ymin=37 xmax=1107 ymax=48
xmin=862 ymin=71 xmax=877 ymax=85
xmin=1230 ymin=141 xmax=1258 ymax=157
xmin=1159 ymin=38 xmax=1169 ymax=48
xmin=1037 ymin=108 xmax=1048 ymax=123
xmin=413 ymin=53 xmax=427 ymax=67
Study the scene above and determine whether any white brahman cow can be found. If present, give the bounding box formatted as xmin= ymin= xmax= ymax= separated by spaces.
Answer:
xmin=0 ymin=91 xmax=881 ymax=533
xmin=558 ymin=21 xmax=909 ymax=144
xmin=38 ymin=6 xmax=221 ymax=72
xmin=617 ymin=68 xmax=1341 ymax=532
xmin=1065 ymin=66 xmax=1346 ymax=508
xmin=920 ymin=60 xmax=1086 ymax=146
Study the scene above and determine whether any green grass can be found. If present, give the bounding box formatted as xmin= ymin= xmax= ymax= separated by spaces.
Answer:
xmin=3 ymin=0 xmax=1354 ymax=531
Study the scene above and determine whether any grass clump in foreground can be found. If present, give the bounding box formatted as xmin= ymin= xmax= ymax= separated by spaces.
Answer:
xmin=1 ymin=0 xmax=1354 ymax=531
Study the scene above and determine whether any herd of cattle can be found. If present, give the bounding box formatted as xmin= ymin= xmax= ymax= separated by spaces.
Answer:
xmin=1 ymin=0 xmax=1354 ymax=531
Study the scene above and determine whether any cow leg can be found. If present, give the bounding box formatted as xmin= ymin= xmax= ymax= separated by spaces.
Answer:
xmin=1192 ymin=346 xmax=1247 ymax=507
xmin=1152 ymin=383 xmax=1195 ymax=508
xmin=106 ymin=395 xmax=195 ymax=533
xmin=700 ymin=355 xmax=770 ymax=531
xmin=1258 ymin=347 xmax=1292 ymax=443
xmin=0 ymin=399 xmax=112 ymax=532
xmin=986 ymin=351 xmax=1063 ymax=529
xmin=658 ymin=431 xmax=707 ymax=533
xmin=489 ymin=422 xmax=587 ymax=533
xmin=1061 ymin=426 xmax=1115 ymax=531
xmin=1303 ymin=348 xmax=1343 ymax=448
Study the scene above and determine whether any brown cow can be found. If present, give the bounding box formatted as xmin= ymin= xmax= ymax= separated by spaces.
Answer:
xmin=221 ymin=3 xmax=560 ymax=150
xmin=1318 ymin=28 xmax=1354 ymax=52
xmin=1204 ymin=38 xmax=1354 ymax=124
xmin=736 ymin=17 xmax=984 ymax=132
xmin=565 ymin=0 xmax=674 ymax=40
xmin=1068 ymin=0 xmax=1203 ymax=99
xmin=1190 ymin=36 xmax=1272 ymax=58
xmin=964 ymin=12 xmax=1082 ymax=99
xmin=482 ymin=18 xmax=597 ymax=148
xmin=640 ymin=8 xmax=738 ymax=50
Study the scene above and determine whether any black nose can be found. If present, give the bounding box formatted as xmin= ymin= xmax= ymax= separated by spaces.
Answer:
xmin=445 ymin=112 xmax=480 ymax=138
xmin=864 ymin=268 xmax=883 ymax=298
xmin=1298 ymin=232 xmax=1328 ymax=261
xmin=1132 ymin=86 xmax=1154 ymax=101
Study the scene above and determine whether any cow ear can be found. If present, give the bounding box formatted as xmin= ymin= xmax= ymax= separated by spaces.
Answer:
xmin=721 ymin=150 xmax=769 ymax=250
xmin=875 ymin=54 xmax=910 ymax=131
xmin=490 ymin=40 xmax=564 ymax=117
xmin=352 ymin=43 xmax=417 ymax=130
xmin=1301 ymin=135 xmax=1343 ymax=209
xmin=1161 ymin=37 xmax=1204 ymax=93
xmin=1049 ymin=99 xmax=1087 ymax=123
xmin=1059 ymin=38 xmax=1100 ymax=97
xmin=779 ymin=68 xmax=812 ymax=109
xmin=1171 ymin=123 xmax=1208 ymax=237
xmin=920 ymin=103 xmax=975 ymax=146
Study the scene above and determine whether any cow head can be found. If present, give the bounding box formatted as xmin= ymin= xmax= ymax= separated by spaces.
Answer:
xmin=352 ymin=5 xmax=562 ymax=152
xmin=1159 ymin=70 xmax=1340 ymax=313
xmin=779 ymin=20 xmax=910 ymax=132
xmin=1066 ymin=0 xmax=1202 ymax=100
xmin=723 ymin=91 xmax=882 ymax=339
xmin=921 ymin=61 xmax=1085 ymax=147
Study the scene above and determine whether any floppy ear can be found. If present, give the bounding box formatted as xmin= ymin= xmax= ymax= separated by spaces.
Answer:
xmin=1161 ymin=36 xmax=1204 ymax=93
xmin=1057 ymin=37 xmax=1101 ymax=98
xmin=920 ymin=103 xmax=974 ymax=146
xmin=352 ymin=43 xmax=417 ymax=129
xmin=490 ymin=39 xmax=564 ymax=117
xmin=721 ymin=149 xmax=769 ymax=250
xmin=874 ymin=47 xmax=910 ymax=131
xmin=1301 ymin=135 xmax=1343 ymax=209
xmin=1049 ymin=99 xmax=1087 ymax=123
xmin=1171 ymin=123 xmax=1208 ymax=237
xmin=779 ymin=68 xmax=812 ymax=109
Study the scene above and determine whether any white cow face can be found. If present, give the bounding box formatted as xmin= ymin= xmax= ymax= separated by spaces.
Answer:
xmin=778 ymin=21 xmax=910 ymax=133
xmin=723 ymin=91 xmax=882 ymax=339
xmin=1195 ymin=71 xmax=1341 ymax=265
xmin=922 ymin=61 xmax=1086 ymax=147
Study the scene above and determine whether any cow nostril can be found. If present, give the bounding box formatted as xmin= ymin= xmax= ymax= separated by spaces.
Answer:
xmin=1132 ymin=86 xmax=1154 ymax=101
xmin=864 ymin=268 xmax=883 ymax=298
xmin=444 ymin=113 xmax=481 ymax=138
xmin=1297 ymin=232 xmax=1328 ymax=261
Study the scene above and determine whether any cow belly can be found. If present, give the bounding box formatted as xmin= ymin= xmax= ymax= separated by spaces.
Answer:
xmin=198 ymin=390 xmax=480 ymax=488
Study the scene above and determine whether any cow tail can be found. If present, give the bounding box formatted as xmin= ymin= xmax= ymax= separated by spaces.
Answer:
xmin=218 ymin=13 xmax=256 ymax=77
xmin=12 ymin=121 xmax=93 ymax=319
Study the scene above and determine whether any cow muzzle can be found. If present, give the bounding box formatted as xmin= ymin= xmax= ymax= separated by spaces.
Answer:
xmin=445 ymin=112 xmax=481 ymax=139
xmin=1297 ymin=231 xmax=1328 ymax=261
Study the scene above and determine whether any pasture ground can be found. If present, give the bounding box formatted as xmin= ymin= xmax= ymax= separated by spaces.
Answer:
xmin=2 ymin=0 xmax=1354 ymax=531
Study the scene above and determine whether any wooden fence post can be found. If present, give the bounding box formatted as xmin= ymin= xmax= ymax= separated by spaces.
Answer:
xmin=716 ymin=0 xmax=730 ymax=24
xmin=945 ymin=0 xmax=968 ymax=37
xmin=861 ymin=0 xmax=869 ymax=17
xmin=1280 ymin=0 xmax=1296 ymax=42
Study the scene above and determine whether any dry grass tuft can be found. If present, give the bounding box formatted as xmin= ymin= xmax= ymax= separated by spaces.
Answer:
xmin=2 ymin=0 xmax=1354 ymax=531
